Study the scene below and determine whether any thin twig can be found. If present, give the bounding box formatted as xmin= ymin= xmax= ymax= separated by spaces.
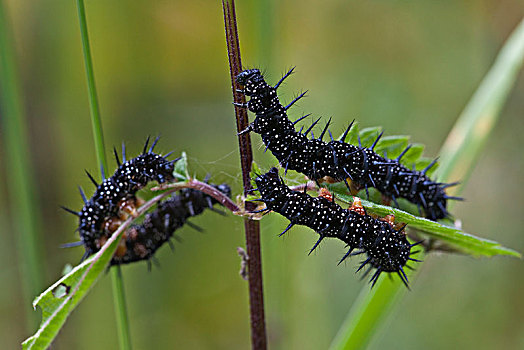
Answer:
xmin=222 ymin=1 xmax=267 ymax=349
xmin=153 ymin=179 xmax=240 ymax=213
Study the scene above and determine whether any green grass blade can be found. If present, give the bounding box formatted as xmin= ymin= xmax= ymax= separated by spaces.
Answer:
xmin=77 ymin=0 xmax=107 ymax=171
xmin=329 ymin=17 xmax=524 ymax=350
xmin=76 ymin=1 xmax=131 ymax=348
xmin=329 ymin=278 xmax=404 ymax=350
xmin=399 ymin=143 xmax=424 ymax=166
xmin=373 ymin=135 xmax=409 ymax=158
xmin=111 ymin=263 xmax=132 ymax=350
xmin=438 ymin=18 xmax=524 ymax=186
xmin=0 ymin=0 xmax=45 ymax=329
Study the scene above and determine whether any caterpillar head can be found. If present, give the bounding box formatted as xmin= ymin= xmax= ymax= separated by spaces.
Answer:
xmin=254 ymin=167 xmax=287 ymax=206
xmin=142 ymin=153 xmax=176 ymax=184
xmin=216 ymin=183 xmax=232 ymax=198
xmin=367 ymin=228 xmax=411 ymax=273
xmin=236 ymin=69 xmax=264 ymax=95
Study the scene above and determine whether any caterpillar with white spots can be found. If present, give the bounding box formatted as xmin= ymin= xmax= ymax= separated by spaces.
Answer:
xmin=62 ymin=138 xmax=232 ymax=265
xmin=110 ymin=183 xmax=231 ymax=265
xmin=62 ymin=137 xmax=177 ymax=260
xmin=236 ymin=68 xmax=462 ymax=220
xmin=254 ymin=167 xmax=420 ymax=287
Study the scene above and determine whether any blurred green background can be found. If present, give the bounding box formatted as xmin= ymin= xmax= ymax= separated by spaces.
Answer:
xmin=1 ymin=0 xmax=523 ymax=349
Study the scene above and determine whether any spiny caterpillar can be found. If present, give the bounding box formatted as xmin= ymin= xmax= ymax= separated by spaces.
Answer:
xmin=63 ymin=138 xmax=232 ymax=265
xmin=62 ymin=137 xmax=177 ymax=260
xmin=236 ymin=68 xmax=462 ymax=220
xmin=253 ymin=167 xmax=421 ymax=287
xmin=110 ymin=183 xmax=231 ymax=265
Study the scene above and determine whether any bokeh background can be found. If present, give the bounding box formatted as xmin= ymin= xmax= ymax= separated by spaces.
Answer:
xmin=1 ymin=0 xmax=523 ymax=349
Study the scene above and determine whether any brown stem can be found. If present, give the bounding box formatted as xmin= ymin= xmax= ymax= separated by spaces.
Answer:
xmin=222 ymin=1 xmax=267 ymax=349
xmin=153 ymin=179 xmax=240 ymax=213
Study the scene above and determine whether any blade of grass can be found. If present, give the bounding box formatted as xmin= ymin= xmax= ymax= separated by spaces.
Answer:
xmin=110 ymin=267 xmax=131 ymax=350
xmin=0 ymin=0 xmax=45 ymax=329
xmin=438 ymin=18 xmax=524 ymax=187
xmin=76 ymin=1 xmax=131 ymax=349
xmin=330 ymin=17 xmax=524 ymax=350
xmin=77 ymin=0 xmax=106 ymax=169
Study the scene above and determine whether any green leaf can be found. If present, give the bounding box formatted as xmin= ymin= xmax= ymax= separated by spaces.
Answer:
xmin=250 ymin=161 xmax=262 ymax=191
xmin=336 ymin=120 xmax=360 ymax=144
xmin=334 ymin=192 xmax=520 ymax=258
xmin=22 ymin=236 xmax=121 ymax=350
xmin=399 ymin=143 xmax=424 ymax=166
xmin=358 ymin=126 xmax=382 ymax=147
xmin=374 ymin=135 xmax=409 ymax=158
xmin=22 ymin=187 xmax=183 ymax=349
xmin=413 ymin=157 xmax=439 ymax=177
xmin=335 ymin=125 xmax=435 ymax=175
xmin=173 ymin=151 xmax=189 ymax=180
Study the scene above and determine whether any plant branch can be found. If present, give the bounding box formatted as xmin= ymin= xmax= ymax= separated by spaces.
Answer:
xmin=153 ymin=178 xmax=240 ymax=213
xmin=222 ymin=1 xmax=267 ymax=349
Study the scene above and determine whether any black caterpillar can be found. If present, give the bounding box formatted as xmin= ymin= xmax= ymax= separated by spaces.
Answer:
xmin=63 ymin=137 xmax=232 ymax=265
xmin=111 ymin=183 xmax=231 ymax=265
xmin=236 ymin=68 xmax=462 ymax=220
xmin=62 ymin=137 xmax=178 ymax=259
xmin=254 ymin=168 xmax=420 ymax=287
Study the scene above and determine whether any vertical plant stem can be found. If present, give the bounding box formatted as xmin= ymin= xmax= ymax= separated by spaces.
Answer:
xmin=329 ymin=18 xmax=524 ymax=350
xmin=0 ymin=0 xmax=44 ymax=329
xmin=223 ymin=1 xmax=268 ymax=349
xmin=76 ymin=1 xmax=132 ymax=349
xmin=111 ymin=264 xmax=132 ymax=350
xmin=77 ymin=0 xmax=106 ymax=168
